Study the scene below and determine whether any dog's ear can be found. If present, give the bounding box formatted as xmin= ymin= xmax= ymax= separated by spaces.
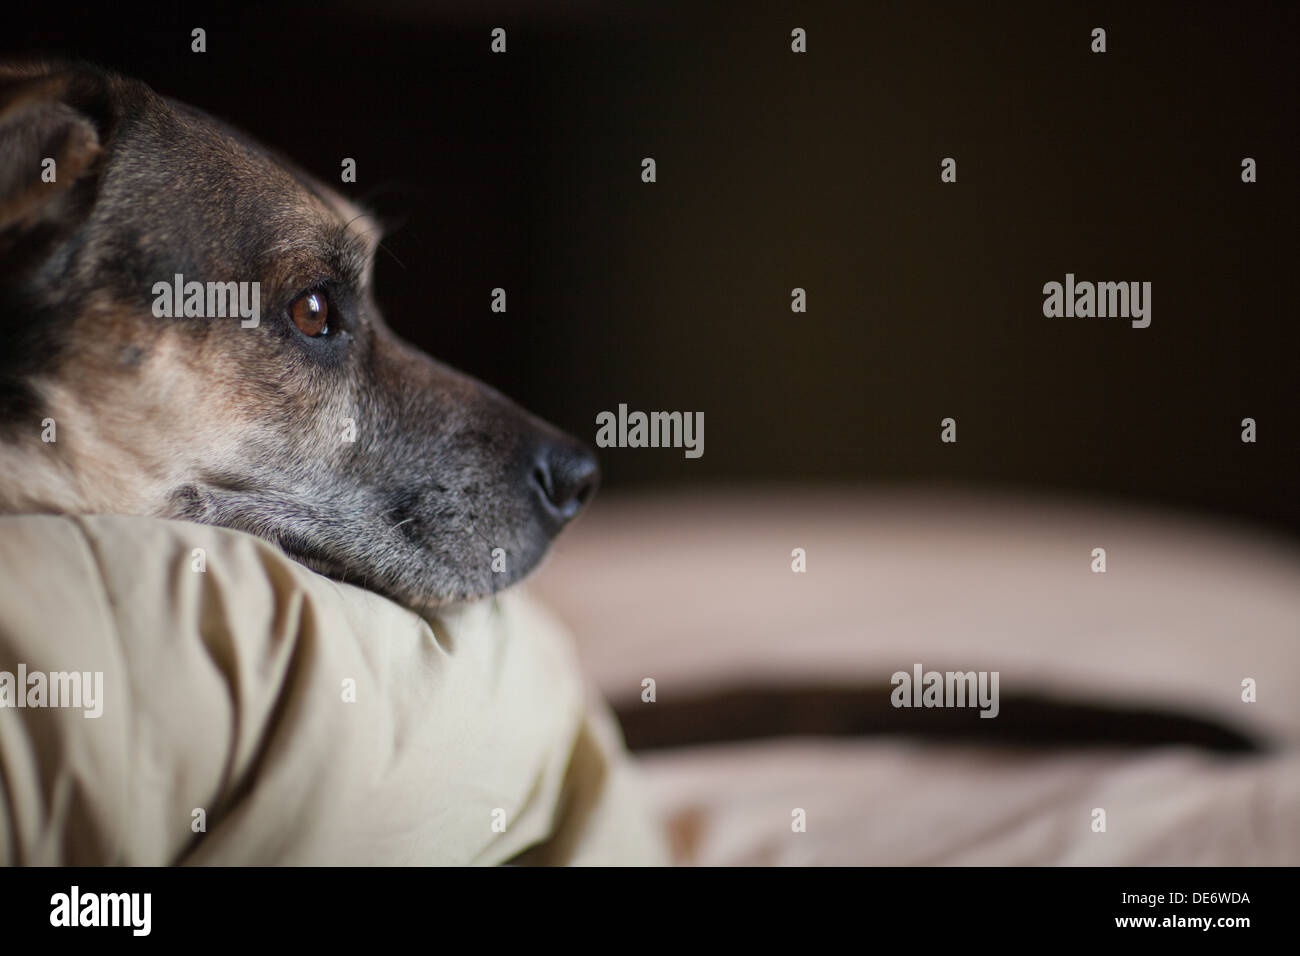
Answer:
xmin=0 ymin=63 xmax=112 ymax=237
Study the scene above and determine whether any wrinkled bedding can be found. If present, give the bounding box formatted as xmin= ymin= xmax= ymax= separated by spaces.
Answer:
xmin=531 ymin=488 xmax=1300 ymax=865
xmin=5 ymin=488 xmax=1296 ymax=867
xmin=0 ymin=514 xmax=667 ymax=865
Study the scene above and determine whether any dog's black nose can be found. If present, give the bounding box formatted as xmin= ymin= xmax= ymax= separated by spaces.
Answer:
xmin=532 ymin=441 xmax=600 ymax=524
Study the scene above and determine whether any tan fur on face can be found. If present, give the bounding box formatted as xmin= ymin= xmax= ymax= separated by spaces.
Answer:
xmin=0 ymin=129 xmax=376 ymax=527
xmin=0 ymin=63 xmax=594 ymax=607
xmin=0 ymin=298 xmax=267 ymax=516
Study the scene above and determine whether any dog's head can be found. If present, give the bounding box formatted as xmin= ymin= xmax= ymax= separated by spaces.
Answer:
xmin=0 ymin=62 xmax=598 ymax=607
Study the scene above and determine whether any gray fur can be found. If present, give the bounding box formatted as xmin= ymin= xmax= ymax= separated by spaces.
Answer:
xmin=0 ymin=62 xmax=596 ymax=609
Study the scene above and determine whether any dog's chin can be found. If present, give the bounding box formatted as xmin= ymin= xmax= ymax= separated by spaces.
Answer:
xmin=168 ymin=484 xmax=553 ymax=609
xmin=272 ymin=532 xmax=546 ymax=610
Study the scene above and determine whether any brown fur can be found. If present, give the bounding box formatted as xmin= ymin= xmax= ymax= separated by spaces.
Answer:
xmin=0 ymin=61 xmax=598 ymax=607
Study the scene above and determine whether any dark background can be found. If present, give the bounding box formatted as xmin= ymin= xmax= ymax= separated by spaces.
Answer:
xmin=6 ymin=1 xmax=1297 ymax=535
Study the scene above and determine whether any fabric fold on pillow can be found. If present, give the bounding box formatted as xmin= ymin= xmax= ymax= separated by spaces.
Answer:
xmin=0 ymin=513 xmax=667 ymax=866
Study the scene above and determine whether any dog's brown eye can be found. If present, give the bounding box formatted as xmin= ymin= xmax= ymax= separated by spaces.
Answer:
xmin=289 ymin=290 xmax=329 ymax=337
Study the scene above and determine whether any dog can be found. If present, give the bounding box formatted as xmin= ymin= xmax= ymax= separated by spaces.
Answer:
xmin=0 ymin=62 xmax=1264 ymax=759
xmin=0 ymin=61 xmax=598 ymax=608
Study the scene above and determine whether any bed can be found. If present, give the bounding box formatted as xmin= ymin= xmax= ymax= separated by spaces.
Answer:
xmin=530 ymin=488 xmax=1300 ymax=865
xmin=2 ymin=488 xmax=1296 ymax=865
